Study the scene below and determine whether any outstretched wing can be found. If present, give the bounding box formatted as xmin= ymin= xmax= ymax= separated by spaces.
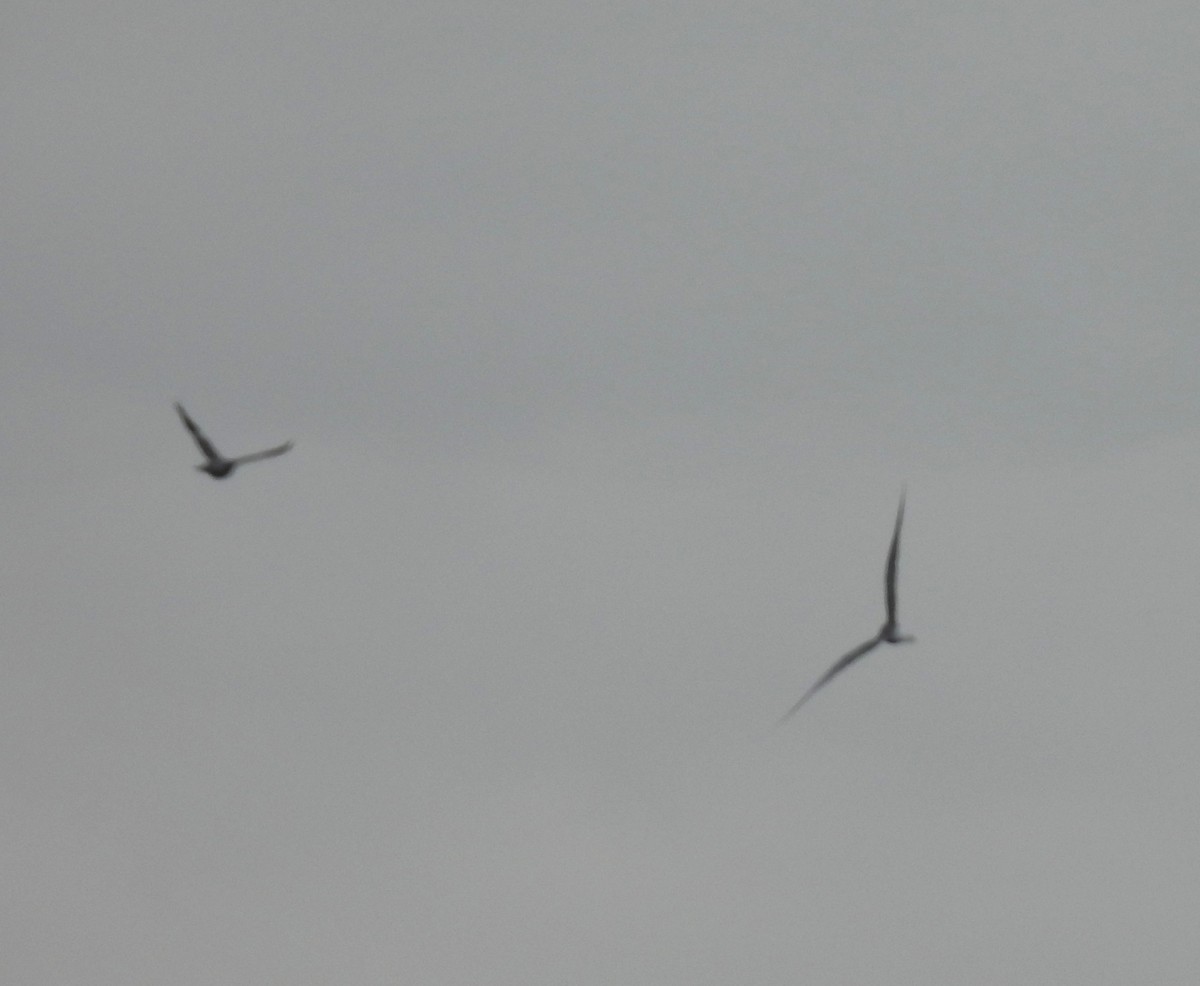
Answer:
xmin=230 ymin=441 xmax=293 ymax=466
xmin=174 ymin=403 xmax=220 ymax=461
xmin=884 ymin=489 xmax=906 ymax=625
xmin=777 ymin=634 xmax=883 ymax=725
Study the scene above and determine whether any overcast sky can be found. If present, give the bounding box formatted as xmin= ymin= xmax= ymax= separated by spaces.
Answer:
xmin=5 ymin=2 xmax=1200 ymax=982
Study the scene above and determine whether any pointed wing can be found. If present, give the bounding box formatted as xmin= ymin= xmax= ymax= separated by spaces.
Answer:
xmin=777 ymin=634 xmax=883 ymax=724
xmin=230 ymin=441 xmax=293 ymax=466
xmin=884 ymin=489 xmax=906 ymax=625
xmin=174 ymin=403 xmax=221 ymax=461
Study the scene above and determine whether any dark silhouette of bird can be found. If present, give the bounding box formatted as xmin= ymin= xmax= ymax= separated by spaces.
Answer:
xmin=174 ymin=403 xmax=292 ymax=479
xmin=779 ymin=491 xmax=913 ymax=723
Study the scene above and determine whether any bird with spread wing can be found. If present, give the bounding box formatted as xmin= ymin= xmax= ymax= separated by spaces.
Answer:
xmin=779 ymin=491 xmax=914 ymax=723
xmin=174 ymin=403 xmax=293 ymax=479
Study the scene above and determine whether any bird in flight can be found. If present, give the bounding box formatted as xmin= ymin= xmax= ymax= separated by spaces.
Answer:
xmin=174 ymin=402 xmax=293 ymax=479
xmin=779 ymin=491 xmax=913 ymax=723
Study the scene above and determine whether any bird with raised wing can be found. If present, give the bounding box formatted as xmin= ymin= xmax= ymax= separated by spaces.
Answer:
xmin=779 ymin=491 xmax=914 ymax=723
xmin=174 ymin=403 xmax=293 ymax=479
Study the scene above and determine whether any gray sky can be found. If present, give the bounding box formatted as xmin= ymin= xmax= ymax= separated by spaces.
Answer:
xmin=5 ymin=1 xmax=1200 ymax=982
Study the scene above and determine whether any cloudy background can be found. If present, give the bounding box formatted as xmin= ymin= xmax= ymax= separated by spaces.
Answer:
xmin=5 ymin=1 xmax=1200 ymax=982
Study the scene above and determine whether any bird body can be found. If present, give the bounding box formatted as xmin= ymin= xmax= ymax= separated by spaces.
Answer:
xmin=779 ymin=491 xmax=912 ymax=723
xmin=174 ymin=403 xmax=292 ymax=479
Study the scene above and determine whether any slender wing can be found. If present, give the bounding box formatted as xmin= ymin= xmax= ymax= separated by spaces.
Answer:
xmin=884 ymin=489 xmax=906 ymax=625
xmin=230 ymin=441 xmax=293 ymax=466
xmin=174 ymin=403 xmax=220 ymax=461
xmin=777 ymin=634 xmax=883 ymax=725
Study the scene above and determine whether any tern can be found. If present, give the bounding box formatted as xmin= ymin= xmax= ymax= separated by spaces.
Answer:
xmin=174 ymin=402 xmax=293 ymax=479
xmin=779 ymin=491 xmax=913 ymax=723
